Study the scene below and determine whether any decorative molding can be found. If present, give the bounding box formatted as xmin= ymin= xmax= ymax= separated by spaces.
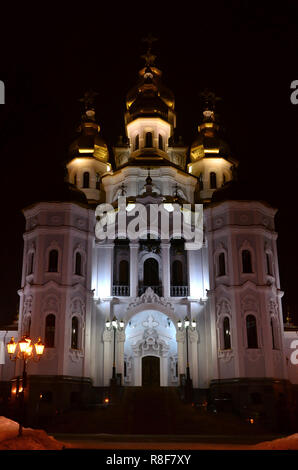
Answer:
xmin=127 ymin=287 xmax=174 ymax=314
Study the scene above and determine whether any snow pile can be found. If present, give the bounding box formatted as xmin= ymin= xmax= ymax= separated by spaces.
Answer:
xmin=0 ymin=416 xmax=64 ymax=450
xmin=253 ymin=433 xmax=298 ymax=450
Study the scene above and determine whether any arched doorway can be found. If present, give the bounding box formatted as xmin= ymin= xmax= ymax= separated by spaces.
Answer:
xmin=124 ymin=310 xmax=178 ymax=387
xmin=142 ymin=356 xmax=160 ymax=387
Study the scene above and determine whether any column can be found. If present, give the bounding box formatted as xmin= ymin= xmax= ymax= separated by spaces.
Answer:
xmin=98 ymin=242 xmax=114 ymax=298
xmin=161 ymin=242 xmax=171 ymax=297
xmin=176 ymin=330 xmax=185 ymax=379
xmin=160 ymin=354 xmax=169 ymax=386
xmin=129 ymin=242 xmax=139 ymax=297
xmin=103 ymin=328 xmax=113 ymax=386
xmin=189 ymin=329 xmax=199 ymax=388
xmin=117 ymin=329 xmax=126 ymax=383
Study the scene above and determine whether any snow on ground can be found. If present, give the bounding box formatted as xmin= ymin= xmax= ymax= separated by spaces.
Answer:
xmin=253 ymin=433 xmax=298 ymax=450
xmin=0 ymin=416 xmax=64 ymax=450
xmin=0 ymin=416 xmax=298 ymax=450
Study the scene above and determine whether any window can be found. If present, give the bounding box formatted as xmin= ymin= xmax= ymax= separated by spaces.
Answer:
xmin=144 ymin=258 xmax=159 ymax=285
xmin=74 ymin=174 xmax=77 ymax=185
xmin=134 ymin=134 xmax=139 ymax=150
xmin=223 ymin=316 xmax=231 ymax=349
xmin=266 ymin=253 xmax=272 ymax=275
xmin=210 ymin=172 xmax=217 ymax=189
xmin=71 ymin=316 xmax=79 ymax=349
xmin=222 ymin=173 xmax=226 ymax=185
xmin=83 ymin=171 xmax=90 ymax=188
xmin=172 ymin=260 xmax=183 ymax=285
xmin=75 ymin=252 xmax=82 ymax=276
xmin=271 ymin=318 xmax=279 ymax=349
xmin=145 ymin=132 xmax=153 ymax=148
xmin=48 ymin=249 xmax=58 ymax=272
xmin=246 ymin=314 xmax=258 ymax=348
xmin=242 ymin=249 xmax=253 ymax=273
xmin=45 ymin=314 xmax=55 ymax=348
xmin=28 ymin=252 xmax=34 ymax=275
xmin=218 ymin=252 xmax=226 ymax=276
xmin=119 ymin=259 xmax=129 ymax=285
xmin=158 ymin=134 xmax=163 ymax=150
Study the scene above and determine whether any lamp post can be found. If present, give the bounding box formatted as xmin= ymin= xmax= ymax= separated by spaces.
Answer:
xmin=177 ymin=317 xmax=196 ymax=402
xmin=7 ymin=336 xmax=45 ymax=436
xmin=105 ymin=317 xmax=124 ymax=383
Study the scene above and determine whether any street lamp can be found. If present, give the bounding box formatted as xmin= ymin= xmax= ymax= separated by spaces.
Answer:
xmin=105 ymin=317 xmax=124 ymax=382
xmin=177 ymin=317 xmax=196 ymax=386
xmin=7 ymin=335 xmax=45 ymax=436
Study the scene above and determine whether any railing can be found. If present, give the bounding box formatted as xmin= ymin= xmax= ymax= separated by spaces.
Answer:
xmin=170 ymin=285 xmax=189 ymax=297
xmin=138 ymin=285 xmax=163 ymax=297
xmin=112 ymin=285 xmax=130 ymax=297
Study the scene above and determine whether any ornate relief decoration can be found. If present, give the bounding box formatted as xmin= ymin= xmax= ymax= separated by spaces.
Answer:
xmin=218 ymin=349 xmax=234 ymax=362
xmin=127 ymin=287 xmax=174 ymax=313
xmin=216 ymin=298 xmax=231 ymax=321
xmin=131 ymin=313 xmax=170 ymax=357
xmin=241 ymin=295 xmax=258 ymax=317
xmin=68 ymin=297 xmax=85 ymax=362
xmin=268 ymin=298 xmax=279 ymax=317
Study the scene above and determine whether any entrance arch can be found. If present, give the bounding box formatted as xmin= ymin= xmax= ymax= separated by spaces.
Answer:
xmin=123 ymin=310 xmax=178 ymax=387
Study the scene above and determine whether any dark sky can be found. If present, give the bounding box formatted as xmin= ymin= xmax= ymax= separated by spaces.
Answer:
xmin=0 ymin=1 xmax=297 ymax=326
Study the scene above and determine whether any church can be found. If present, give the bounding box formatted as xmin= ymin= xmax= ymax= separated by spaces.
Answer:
xmin=0 ymin=42 xmax=297 ymax=429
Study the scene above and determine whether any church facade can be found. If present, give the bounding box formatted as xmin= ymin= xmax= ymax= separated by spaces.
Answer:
xmin=1 ymin=49 xmax=297 ymax=425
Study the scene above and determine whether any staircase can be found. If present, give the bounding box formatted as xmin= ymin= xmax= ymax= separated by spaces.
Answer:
xmin=122 ymin=386 xmax=181 ymax=434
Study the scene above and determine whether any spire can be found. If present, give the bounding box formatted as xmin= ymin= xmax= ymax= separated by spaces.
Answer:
xmin=141 ymin=33 xmax=158 ymax=67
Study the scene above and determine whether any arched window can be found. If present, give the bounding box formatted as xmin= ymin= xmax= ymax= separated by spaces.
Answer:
xmin=71 ymin=316 xmax=79 ymax=349
xmin=83 ymin=171 xmax=90 ymax=188
xmin=28 ymin=252 xmax=35 ymax=275
xmin=271 ymin=318 xmax=279 ymax=349
xmin=48 ymin=249 xmax=58 ymax=272
xmin=119 ymin=259 xmax=129 ymax=285
xmin=218 ymin=252 xmax=226 ymax=276
xmin=134 ymin=134 xmax=139 ymax=150
xmin=144 ymin=258 xmax=159 ymax=285
xmin=172 ymin=260 xmax=183 ymax=285
xmin=223 ymin=316 xmax=231 ymax=349
xmin=45 ymin=314 xmax=55 ymax=348
xmin=158 ymin=134 xmax=163 ymax=150
xmin=145 ymin=132 xmax=153 ymax=148
xmin=246 ymin=314 xmax=258 ymax=348
xmin=242 ymin=249 xmax=253 ymax=273
xmin=210 ymin=172 xmax=217 ymax=189
xmin=75 ymin=252 xmax=82 ymax=276
xmin=266 ymin=253 xmax=272 ymax=275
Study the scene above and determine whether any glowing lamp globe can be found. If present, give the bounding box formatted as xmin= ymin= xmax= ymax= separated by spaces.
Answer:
xmin=7 ymin=337 xmax=17 ymax=355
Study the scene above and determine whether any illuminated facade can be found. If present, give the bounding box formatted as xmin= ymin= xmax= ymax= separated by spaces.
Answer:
xmin=1 ymin=50 xmax=297 ymax=425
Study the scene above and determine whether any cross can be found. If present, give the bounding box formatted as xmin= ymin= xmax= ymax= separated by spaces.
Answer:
xmin=141 ymin=33 xmax=158 ymax=66
xmin=200 ymin=89 xmax=221 ymax=111
xmin=142 ymin=32 xmax=158 ymax=49
xmin=79 ymin=89 xmax=99 ymax=110
xmin=143 ymin=315 xmax=158 ymax=330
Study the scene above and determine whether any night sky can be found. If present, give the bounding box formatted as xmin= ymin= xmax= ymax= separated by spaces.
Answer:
xmin=0 ymin=2 xmax=297 ymax=326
